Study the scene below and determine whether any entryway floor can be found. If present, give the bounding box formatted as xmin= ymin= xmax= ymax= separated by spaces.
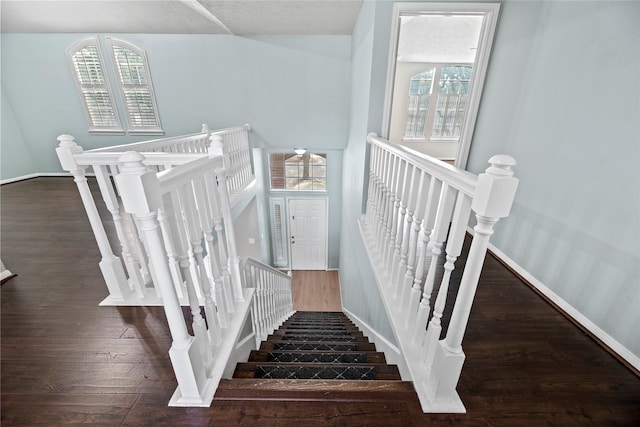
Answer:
xmin=291 ymin=270 xmax=341 ymax=312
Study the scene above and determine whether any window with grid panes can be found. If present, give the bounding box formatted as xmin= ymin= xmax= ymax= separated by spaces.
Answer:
xmin=269 ymin=152 xmax=327 ymax=191
xmin=68 ymin=37 xmax=162 ymax=135
xmin=107 ymin=38 xmax=163 ymax=134
xmin=67 ymin=37 xmax=123 ymax=133
xmin=404 ymin=65 xmax=472 ymax=141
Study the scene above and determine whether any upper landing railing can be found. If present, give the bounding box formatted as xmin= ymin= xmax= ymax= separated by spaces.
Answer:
xmin=56 ymin=123 xmax=296 ymax=407
xmin=55 ymin=124 xmax=254 ymax=306
xmin=360 ymin=133 xmax=518 ymax=413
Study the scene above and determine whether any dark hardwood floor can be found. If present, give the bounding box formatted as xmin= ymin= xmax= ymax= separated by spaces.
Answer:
xmin=1 ymin=177 xmax=639 ymax=426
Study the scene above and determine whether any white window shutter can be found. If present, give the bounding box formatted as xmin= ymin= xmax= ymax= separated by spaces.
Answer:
xmin=269 ymin=197 xmax=288 ymax=268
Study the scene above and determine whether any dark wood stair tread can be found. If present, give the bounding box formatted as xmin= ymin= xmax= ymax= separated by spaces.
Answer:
xmin=247 ymin=350 xmax=387 ymax=364
xmin=215 ymin=378 xmax=417 ymax=402
xmin=266 ymin=335 xmax=370 ymax=343
xmin=272 ymin=330 xmax=364 ymax=338
xmin=260 ymin=340 xmax=376 ymax=352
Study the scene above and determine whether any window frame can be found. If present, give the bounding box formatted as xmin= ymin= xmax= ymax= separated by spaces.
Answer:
xmin=107 ymin=37 xmax=163 ymax=135
xmin=381 ymin=2 xmax=501 ymax=168
xmin=66 ymin=37 xmax=124 ymax=135
xmin=268 ymin=151 xmax=328 ymax=193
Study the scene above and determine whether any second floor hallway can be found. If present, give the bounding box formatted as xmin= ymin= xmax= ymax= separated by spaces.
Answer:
xmin=1 ymin=177 xmax=638 ymax=426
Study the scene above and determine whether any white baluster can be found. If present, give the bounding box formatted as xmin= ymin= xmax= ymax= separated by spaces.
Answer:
xmin=413 ymin=180 xmax=451 ymax=343
xmin=55 ymin=135 xmax=130 ymax=301
xmin=382 ymin=156 xmax=401 ymax=266
xmin=93 ymin=165 xmax=146 ymax=297
xmin=193 ymin=175 xmax=230 ymax=325
xmin=216 ymin=172 xmax=244 ymax=302
xmin=401 ymin=169 xmax=428 ymax=324
xmin=423 ymin=191 xmax=472 ymax=369
xmin=178 ymin=182 xmax=221 ymax=337
xmin=395 ymin=164 xmax=420 ymax=299
xmin=203 ymin=172 xmax=235 ymax=317
xmin=157 ymin=198 xmax=186 ymax=299
xmin=392 ymin=163 xmax=416 ymax=297
xmin=365 ymin=143 xmax=378 ymax=227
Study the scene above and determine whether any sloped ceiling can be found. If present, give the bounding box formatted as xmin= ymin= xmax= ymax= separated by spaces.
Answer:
xmin=1 ymin=0 xmax=364 ymax=35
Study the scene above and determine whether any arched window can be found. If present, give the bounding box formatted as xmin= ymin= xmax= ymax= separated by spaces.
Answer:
xmin=107 ymin=38 xmax=162 ymax=134
xmin=405 ymin=68 xmax=434 ymax=138
xmin=404 ymin=65 xmax=473 ymax=141
xmin=67 ymin=37 xmax=162 ymax=135
xmin=67 ymin=37 xmax=123 ymax=133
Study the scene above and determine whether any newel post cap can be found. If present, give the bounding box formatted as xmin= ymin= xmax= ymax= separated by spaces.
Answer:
xmin=486 ymin=154 xmax=517 ymax=177
xmin=471 ymin=154 xmax=519 ymax=218
xmin=56 ymin=134 xmax=84 ymax=171
xmin=115 ymin=151 xmax=162 ymax=216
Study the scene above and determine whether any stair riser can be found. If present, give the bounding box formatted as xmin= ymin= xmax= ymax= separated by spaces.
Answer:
xmin=234 ymin=363 xmax=401 ymax=381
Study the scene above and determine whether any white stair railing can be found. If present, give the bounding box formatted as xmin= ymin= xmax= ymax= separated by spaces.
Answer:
xmin=241 ymin=257 xmax=295 ymax=344
xmin=360 ymin=133 xmax=519 ymax=413
xmin=114 ymin=150 xmax=255 ymax=407
xmin=55 ymin=124 xmax=253 ymax=306
xmin=207 ymin=124 xmax=254 ymax=202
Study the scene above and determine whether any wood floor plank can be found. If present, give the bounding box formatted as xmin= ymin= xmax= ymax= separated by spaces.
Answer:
xmin=291 ymin=270 xmax=342 ymax=311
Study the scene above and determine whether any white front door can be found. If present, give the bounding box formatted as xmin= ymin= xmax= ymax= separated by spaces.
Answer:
xmin=288 ymin=199 xmax=327 ymax=270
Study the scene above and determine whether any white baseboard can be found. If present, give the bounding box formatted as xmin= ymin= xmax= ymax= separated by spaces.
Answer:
xmin=1 ymin=172 xmax=70 ymax=184
xmin=477 ymin=230 xmax=640 ymax=372
xmin=1 ymin=269 xmax=15 ymax=281
xmin=1 ymin=173 xmax=41 ymax=184
xmin=342 ymin=307 xmax=410 ymax=379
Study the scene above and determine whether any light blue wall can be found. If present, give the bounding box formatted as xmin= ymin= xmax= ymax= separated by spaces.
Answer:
xmin=1 ymin=32 xmax=350 ymax=273
xmin=1 ymin=85 xmax=38 ymax=180
xmin=467 ymin=1 xmax=640 ymax=356
xmin=1 ymin=34 xmax=351 ymax=175
xmin=339 ymin=0 xmax=396 ymax=343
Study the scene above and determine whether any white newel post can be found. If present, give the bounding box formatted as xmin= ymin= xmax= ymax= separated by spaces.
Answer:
xmin=56 ymin=135 xmax=130 ymax=301
xmin=427 ymin=155 xmax=518 ymax=408
xmin=114 ymin=151 xmax=211 ymax=406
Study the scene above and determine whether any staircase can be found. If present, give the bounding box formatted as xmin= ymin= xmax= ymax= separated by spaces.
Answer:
xmin=215 ymin=311 xmax=419 ymax=403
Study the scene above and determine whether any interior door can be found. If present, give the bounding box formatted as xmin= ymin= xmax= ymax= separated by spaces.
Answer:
xmin=288 ymin=199 xmax=327 ymax=270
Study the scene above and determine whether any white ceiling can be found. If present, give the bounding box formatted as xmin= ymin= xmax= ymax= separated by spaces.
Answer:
xmin=0 ymin=0 xmax=364 ymax=35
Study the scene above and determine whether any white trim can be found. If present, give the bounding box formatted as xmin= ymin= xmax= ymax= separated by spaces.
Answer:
xmin=381 ymin=2 xmax=501 ymax=169
xmin=1 ymin=269 xmax=14 ymax=281
xmin=0 ymin=173 xmax=70 ymax=185
xmin=470 ymin=227 xmax=640 ymax=372
xmin=342 ymin=307 xmax=410 ymax=380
